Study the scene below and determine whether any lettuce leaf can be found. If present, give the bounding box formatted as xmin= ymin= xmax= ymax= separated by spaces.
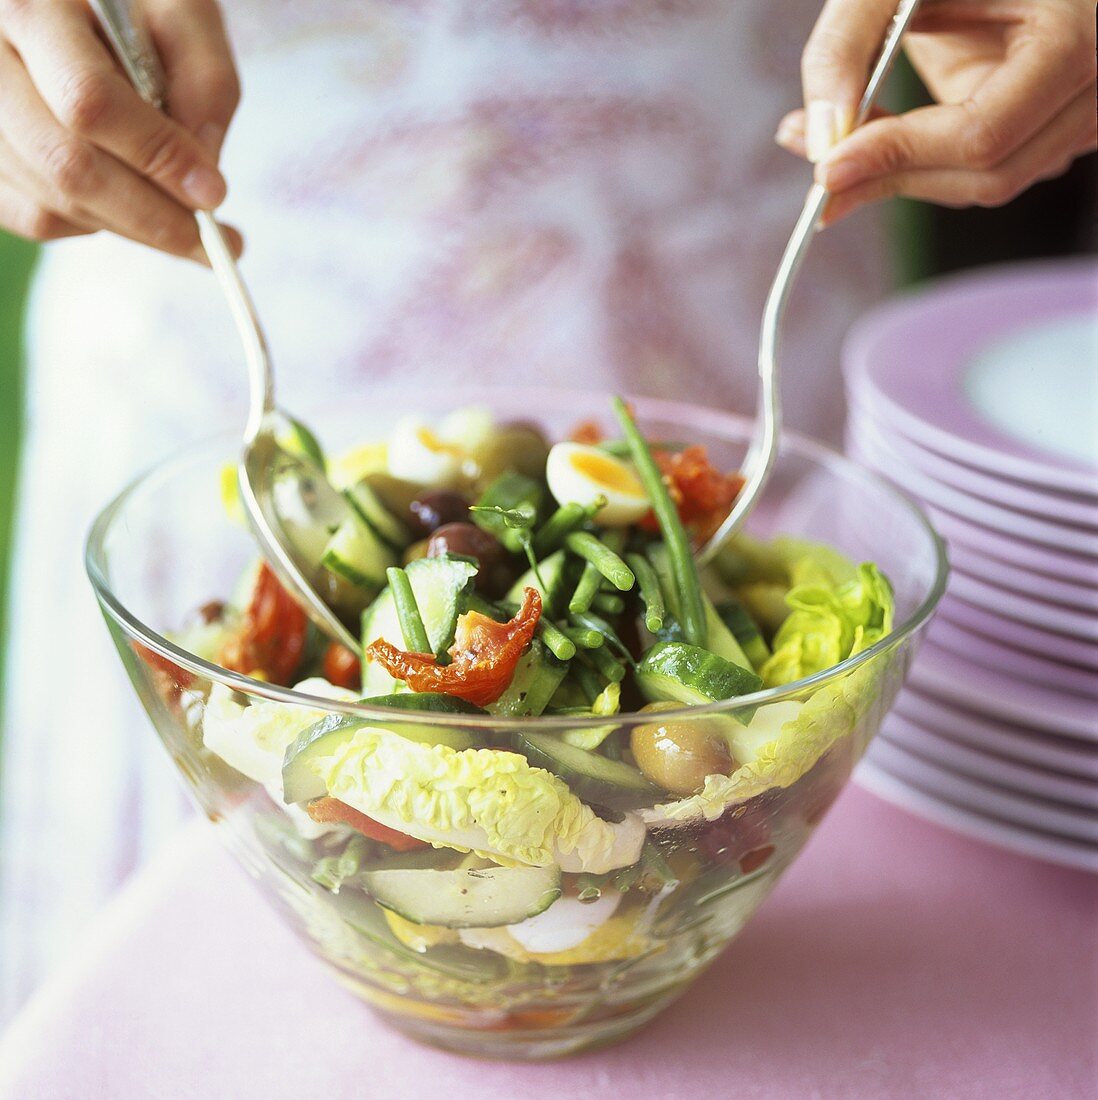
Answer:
xmin=304 ymin=729 xmax=644 ymax=874
xmin=761 ymin=563 xmax=894 ymax=688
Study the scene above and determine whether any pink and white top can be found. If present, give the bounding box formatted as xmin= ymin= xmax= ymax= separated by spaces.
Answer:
xmin=0 ymin=0 xmax=890 ymax=1018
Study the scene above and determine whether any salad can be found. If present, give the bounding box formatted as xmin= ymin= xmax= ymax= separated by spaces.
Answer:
xmin=172 ymin=398 xmax=895 ymax=1041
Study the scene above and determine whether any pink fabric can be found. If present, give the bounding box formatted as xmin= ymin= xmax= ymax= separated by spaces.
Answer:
xmin=1 ymin=784 xmax=1093 ymax=1099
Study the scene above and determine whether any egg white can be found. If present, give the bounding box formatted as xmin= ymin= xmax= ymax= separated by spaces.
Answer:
xmin=545 ymin=442 xmax=649 ymax=527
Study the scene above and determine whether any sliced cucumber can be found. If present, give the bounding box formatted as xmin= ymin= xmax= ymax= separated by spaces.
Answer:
xmin=345 ymin=477 xmax=412 ymax=550
xmin=322 ymin=514 xmax=397 ymax=591
xmin=360 ymin=556 xmax=478 ymax=694
xmin=506 ymin=549 xmax=569 ymax=617
xmin=363 ymin=864 xmax=561 ymax=929
xmin=514 ymin=731 xmax=660 ymax=812
xmin=283 ymin=709 xmax=478 ymax=804
xmin=716 ymin=598 xmax=771 ymax=670
xmin=649 ymin=544 xmax=754 ymax=671
xmin=487 ymin=639 xmax=568 ymax=717
xmin=636 ymin=642 xmax=763 ymax=708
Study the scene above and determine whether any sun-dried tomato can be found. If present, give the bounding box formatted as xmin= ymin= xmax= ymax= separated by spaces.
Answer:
xmin=306 ymin=797 xmax=427 ymax=851
xmin=640 ymin=445 xmax=744 ymax=543
xmin=322 ymin=642 xmax=361 ymax=690
xmin=569 ymin=418 xmax=605 ymax=445
xmin=220 ymin=562 xmax=307 ymax=685
xmin=365 ymin=587 xmax=542 ymax=707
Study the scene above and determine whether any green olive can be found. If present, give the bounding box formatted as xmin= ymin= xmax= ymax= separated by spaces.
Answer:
xmin=630 ymin=703 xmax=735 ymax=796
xmin=470 ymin=424 xmax=550 ymax=487
xmin=403 ymin=538 xmax=430 ymax=565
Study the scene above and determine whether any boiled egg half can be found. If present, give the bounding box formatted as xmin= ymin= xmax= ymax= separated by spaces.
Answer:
xmin=545 ymin=442 xmax=650 ymax=527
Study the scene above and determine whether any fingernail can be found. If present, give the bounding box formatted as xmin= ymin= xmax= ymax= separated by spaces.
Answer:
xmin=818 ymin=155 xmax=863 ymax=193
xmin=182 ymin=165 xmax=226 ymax=210
xmin=805 ymin=100 xmax=836 ymax=162
xmin=775 ymin=114 xmax=802 ymax=148
xmin=833 ymin=102 xmax=855 ymax=146
xmin=196 ymin=122 xmax=225 ymax=157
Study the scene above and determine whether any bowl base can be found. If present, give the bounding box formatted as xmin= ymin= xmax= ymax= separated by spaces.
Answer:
xmin=330 ymin=966 xmax=686 ymax=1061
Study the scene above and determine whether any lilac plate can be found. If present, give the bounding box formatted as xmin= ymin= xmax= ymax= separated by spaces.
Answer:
xmin=945 ymin=573 xmax=1098 ymax=641
xmin=946 ymin=541 xmax=1098 ymax=613
xmin=846 ymin=432 xmax=1098 ymax=556
xmin=847 ymin=401 xmax=1098 ymax=529
xmin=938 ymin=598 xmax=1098 ymax=670
xmin=893 ymin=689 xmax=1098 ymax=779
xmin=927 ymin=617 xmax=1098 ymax=699
xmin=918 ymin=505 xmax=1098 ymax=587
xmin=908 ymin=640 xmax=1098 ymax=741
xmin=880 ymin=713 xmax=1096 ymax=807
xmin=866 ymin=737 xmax=1098 ymax=843
xmin=843 ymin=260 xmax=1098 ymax=497
xmin=856 ymin=758 xmax=1098 ymax=873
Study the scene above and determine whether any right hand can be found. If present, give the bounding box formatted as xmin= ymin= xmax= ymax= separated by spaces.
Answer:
xmin=0 ymin=0 xmax=242 ymax=261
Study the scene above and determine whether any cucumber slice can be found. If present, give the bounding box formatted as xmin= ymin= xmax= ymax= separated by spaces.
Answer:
xmin=514 ymin=731 xmax=660 ymax=812
xmin=649 ymin=544 xmax=754 ymax=671
xmin=636 ymin=642 xmax=763 ymax=708
xmin=322 ymin=514 xmax=396 ymax=591
xmin=283 ymin=709 xmax=478 ymax=804
xmin=506 ymin=549 xmax=569 ymax=617
xmin=361 ymin=556 xmax=478 ymax=694
xmin=363 ymin=864 xmax=561 ymax=929
xmin=715 ymin=598 xmax=771 ymax=670
xmin=345 ymin=478 xmax=412 ymax=550
xmin=487 ymin=639 xmax=568 ymax=717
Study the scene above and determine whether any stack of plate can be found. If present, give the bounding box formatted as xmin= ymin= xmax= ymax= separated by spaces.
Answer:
xmin=842 ymin=260 xmax=1098 ymax=872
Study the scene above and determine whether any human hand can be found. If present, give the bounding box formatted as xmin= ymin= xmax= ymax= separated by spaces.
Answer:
xmin=776 ymin=0 xmax=1097 ymax=225
xmin=0 ymin=0 xmax=242 ymax=259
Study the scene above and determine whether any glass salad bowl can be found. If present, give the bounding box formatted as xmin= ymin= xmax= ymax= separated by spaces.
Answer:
xmin=86 ymin=388 xmax=946 ymax=1060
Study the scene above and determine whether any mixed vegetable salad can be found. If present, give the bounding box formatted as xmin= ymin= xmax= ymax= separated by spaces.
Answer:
xmin=182 ymin=399 xmax=894 ymax=992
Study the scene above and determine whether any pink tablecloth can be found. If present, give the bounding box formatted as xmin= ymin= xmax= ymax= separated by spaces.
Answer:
xmin=1 ymin=784 xmax=1094 ymax=1099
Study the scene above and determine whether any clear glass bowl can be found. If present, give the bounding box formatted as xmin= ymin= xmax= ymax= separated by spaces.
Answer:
xmin=86 ymin=388 xmax=946 ymax=1060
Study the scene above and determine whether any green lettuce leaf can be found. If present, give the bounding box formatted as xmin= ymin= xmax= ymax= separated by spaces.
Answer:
xmin=761 ymin=563 xmax=894 ymax=688
xmin=304 ymin=729 xmax=644 ymax=874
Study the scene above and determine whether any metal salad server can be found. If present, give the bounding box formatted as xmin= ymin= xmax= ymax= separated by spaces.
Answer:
xmin=696 ymin=0 xmax=923 ymax=566
xmin=91 ymin=0 xmax=363 ymax=656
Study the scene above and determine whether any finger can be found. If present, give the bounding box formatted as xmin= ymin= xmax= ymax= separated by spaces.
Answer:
xmin=0 ymin=43 xmax=233 ymax=261
xmin=5 ymin=0 xmax=227 ymax=209
xmin=0 ymin=175 xmax=91 ymax=241
xmin=145 ymin=0 xmax=240 ymax=156
xmin=800 ymin=0 xmax=897 ymax=161
xmin=776 ymin=106 xmax=892 ymax=159
xmin=817 ymin=27 xmax=1093 ymax=193
xmin=822 ymin=87 xmax=1098 ymax=226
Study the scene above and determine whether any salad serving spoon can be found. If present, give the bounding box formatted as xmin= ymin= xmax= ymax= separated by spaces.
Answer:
xmin=91 ymin=0 xmax=364 ymax=657
xmin=696 ymin=0 xmax=923 ymax=567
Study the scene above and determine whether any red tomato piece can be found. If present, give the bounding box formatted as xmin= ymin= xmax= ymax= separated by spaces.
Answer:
xmin=220 ymin=562 xmax=308 ymax=685
xmin=306 ymin=797 xmax=427 ymax=851
xmin=365 ymin=587 xmax=542 ymax=707
xmin=323 ymin=642 xmax=361 ymax=690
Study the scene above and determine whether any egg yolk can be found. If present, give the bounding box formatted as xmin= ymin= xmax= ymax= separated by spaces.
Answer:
xmin=571 ymin=451 xmax=643 ymax=496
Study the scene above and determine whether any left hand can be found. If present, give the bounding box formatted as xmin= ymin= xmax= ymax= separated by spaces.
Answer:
xmin=776 ymin=0 xmax=1098 ymax=226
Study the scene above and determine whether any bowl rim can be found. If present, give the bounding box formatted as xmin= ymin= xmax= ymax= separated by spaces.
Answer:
xmin=85 ymin=391 xmax=949 ymax=730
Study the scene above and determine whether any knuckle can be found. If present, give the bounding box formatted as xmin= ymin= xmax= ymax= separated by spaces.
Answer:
xmin=961 ymin=115 xmax=1010 ymax=170
xmin=872 ymin=133 xmax=914 ymax=176
xmin=151 ymin=215 xmax=199 ymax=256
xmin=42 ymin=139 xmax=96 ymax=196
xmin=135 ymin=125 xmax=194 ymax=184
xmin=20 ymin=205 xmax=69 ymax=242
xmin=802 ymin=27 xmax=857 ymax=80
xmin=55 ymin=69 xmax=115 ymax=134
xmin=206 ymin=65 xmax=241 ymax=113
xmin=973 ymin=171 xmax=1020 ymax=208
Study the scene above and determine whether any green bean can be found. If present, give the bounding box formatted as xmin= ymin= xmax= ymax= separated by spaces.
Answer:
xmin=568 ymin=561 xmax=604 ymax=614
xmin=612 ymin=397 xmax=706 ymax=647
xmin=564 ymin=531 xmax=635 ymax=592
xmin=385 ymin=567 xmax=433 ymax=654
xmin=538 ymin=619 xmax=577 ymax=662
xmin=570 ymin=610 xmax=632 ymax=663
xmin=571 ymin=663 xmax=604 ymax=705
xmin=580 ymin=644 xmax=626 ymax=683
xmin=563 ymin=624 xmax=603 ymax=650
xmin=592 ymin=591 xmax=624 ymax=616
xmin=531 ymin=502 xmax=588 ymax=558
xmin=627 ymin=552 xmax=666 ymax=633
